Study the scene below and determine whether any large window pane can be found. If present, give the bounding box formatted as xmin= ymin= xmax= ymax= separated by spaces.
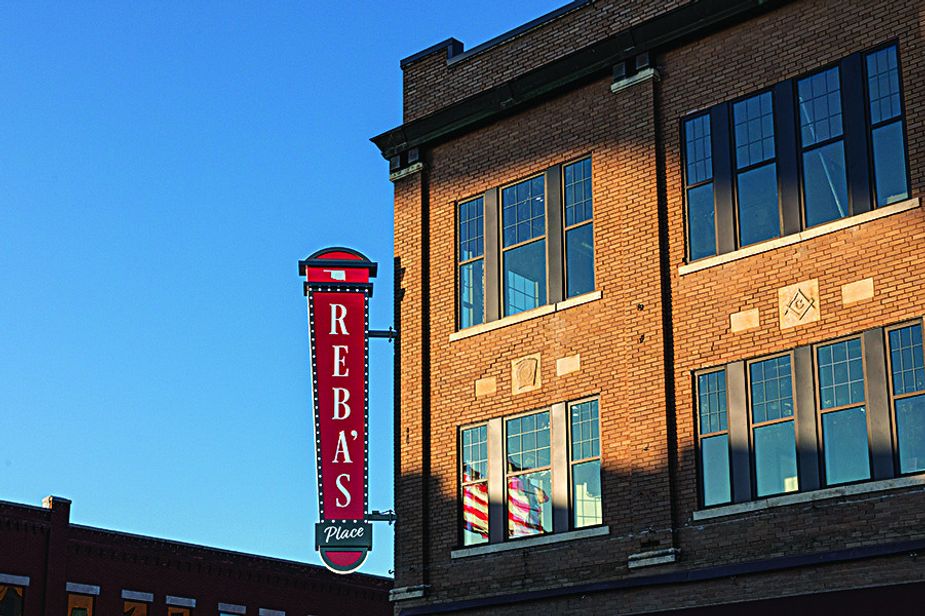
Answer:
xmin=462 ymin=483 xmax=489 ymax=545
xmin=507 ymin=470 xmax=552 ymax=537
xmin=565 ymin=223 xmax=594 ymax=298
xmin=688 ymin=184 xmax=716 ymax=260
xmin=0 ymin=585 xmax=24 ymax=616
xmin=822 ymin=407 xmax=871 ymax=485
xmin=503 ymin=240 xmax=546 ymax=316
xmin=754 ymin=422 xmax=798 ymax=497
xmin=897 ymin=395 xmax=925 ymax=474
xmin=872 ymin=121 xmax=909 ymax=207
xmin=803 ymin=142 xmax=849 ymax=227
xmin=737 ymin=163 xmax=780 ymax=246
xmin=701 ymin=435 xmax=731 ymax=506
xmin=459 ymin=260 xmax=484 ymax=328
xmin=572 ymin=460 xmax=602 ymax=528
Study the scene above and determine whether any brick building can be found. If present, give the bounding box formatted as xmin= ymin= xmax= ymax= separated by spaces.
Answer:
xmin=372 ymin=0 xmax=925 ymax=613
xmin=0 ymin=496 xmax=391 ymax=616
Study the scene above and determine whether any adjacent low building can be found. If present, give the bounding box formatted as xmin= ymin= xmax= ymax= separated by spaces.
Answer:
xmin=373 ymin=0 xmax=925 ymax=613
xmin=0 ymin=496 xmax=391 ymax=616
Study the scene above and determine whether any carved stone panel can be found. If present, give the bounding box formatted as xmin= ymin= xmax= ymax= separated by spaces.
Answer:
xmin=778 ymin=279 xmax=820 ymax=330
xmin=511 ymin=354 xmax=542 ymax=395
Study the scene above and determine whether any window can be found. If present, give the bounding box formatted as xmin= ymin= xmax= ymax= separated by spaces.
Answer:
xmin=734 ymin=92 xmax=780 ymax=246
xmin=888 ymin=323 xmax=925 ymax=474
xmin=749 ymin=355 xmax=798 ymax=496
xmin=457 ymin=197 xmax=485 ymax=328
xmin=460 ymin=424 xmax=489 ymax=546
xmin=684 ymin=114 xmax=716 ymax=260
xmin=569 ymin=399 xmax=601 ymax=527
xmin=816 ymin=337 xmax=870 ymax=485
xmin=696 ymin=370 xmax=731 ymax=506
xmin=457 ymin=397 xmax=602 ymax=548
xmin=563 ymin=159 xmax=595 ymax=298
xmin=168 ymin=609 xmax=190 ymax=616
xmin=456 ymin=157 xmax=596 ymax=329
xmin=68 ymin=595 xmax=94 ymax=616
xmin=683 ymin=43 xmax=910 ymax=261
xmin=0 ymin=585 xmax=24 ymax=616
xmin=123 ymin=602 xmax=148 ymax=616
xmin=695 ymin=323 xmax=925 ymax=509
xmin=866 ymin=45 xmax=910 ymax=207
xmin=506 ymin=411 xmax=552 ymax=537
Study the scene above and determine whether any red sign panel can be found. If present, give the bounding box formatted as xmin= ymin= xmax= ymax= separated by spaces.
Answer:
xmin=301 ymin=248 xmax=376 ymax=574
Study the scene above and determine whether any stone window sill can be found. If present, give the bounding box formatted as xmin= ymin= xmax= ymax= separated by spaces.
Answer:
xmin=679 ymin=197 xmax=920 ymax=276
xmin=692 ymin=472 xmax=925 ymax=521
xmin=449 ymin=290 xmax=602 ymax=342
xmin=450 ymin=525 xmax=610 ymax=558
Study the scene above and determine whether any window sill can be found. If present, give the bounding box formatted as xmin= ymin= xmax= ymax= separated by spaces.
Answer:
xmin=678 ymin=197 xmax=920 ymax=276
xmin=449 ymin=290 xmax=603 ymax=342
xmin=692 ymin=472 xmax=925 ymax=521
xmin=450 ymin=525 xmax=610 ymax=558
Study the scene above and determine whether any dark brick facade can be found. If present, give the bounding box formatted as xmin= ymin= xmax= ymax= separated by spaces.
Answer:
xmin=378 ymin=0 xmax=925 ymax=614
xmin=0 ymin=496 xmax=391 ymax=616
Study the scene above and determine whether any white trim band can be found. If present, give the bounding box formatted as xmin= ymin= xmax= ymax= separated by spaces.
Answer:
xmin=451 ymin=525 xmax=610 ymax=558
xmin=450 ymin=290 xmax=602 ymax=341
xmin=390 ymin=585 xmax=429 ymax=602
xmin=628 ymin=547 xmax=679 ymax=569
xmin=0 ymin=574 xmax=29 ymax=587
xmin=66 ymin=583 xmax=100 ymax=596
xmin=122 ymin=590 xmax=154 ymax=602
xmin=679 ymin=197 xmax=920 ymax=275
xmin=166 ymin=596 xmax=197 ymax=608
xmin=218 ymin=603 xmax=247 ymax=615
xmin=693 ymin=472 xmax=925 ymax=521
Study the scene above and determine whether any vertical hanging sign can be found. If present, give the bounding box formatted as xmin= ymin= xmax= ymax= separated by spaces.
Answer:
xmin=300 ymin=247 xmax=376 ymax=574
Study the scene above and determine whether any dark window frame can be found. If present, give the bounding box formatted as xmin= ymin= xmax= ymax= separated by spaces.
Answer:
xmin=746 ymin=351 xmax=800 ymax=498
xmin=567 ymin=396 xmax=603 ymax=529
xmin=682 ymin=41 xmax=910 ymax=263
xmin=454 ymin=155 xmax=596 ymax=331
xmin=694 ymin=367 xmax=733 ymax=508
xmin=885 ymin=319 xmax=925 ymax=476
xmin=504 ymin=408 xmax=553 ymax=539
xmin=458 ymin=422 xmax=490 ymax=547
xmin=562 ymin=156 xmax=596 ymax=299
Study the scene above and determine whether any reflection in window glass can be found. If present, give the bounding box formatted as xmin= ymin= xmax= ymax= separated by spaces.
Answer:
xmin=687 ymin=184 xmax=716 ymax=261
xmin=457 ymin=198 xmax=484 ymax=328
xmin=502 ymin=177 xmax=546 ymax=316
xmin=733 ymin=92 xmax=775 ymax=168
xmin=866 ymin=45 xmax=902 ymax=125
xmin=503 ymin=240 xmax=547 ymax=316
xmin=802 ymin=141 xmax=849 ymax=227
xmin=736 ymin=163 xmax=779 ymax=246
xmin=459 ymin=260 xmax=484 ymax=329
xmin=564 ymin=159 xmax=594 ymax=298
xmin=507 ymin=412 xmax=552 ymax=537
xmin=889 ymin=324 xmax=925 ymax=474
xmin=817 ymin=338 xmax=869 ymax=485
xmin=750 ymin=355 xmax=797 ymax=497
xmin=799 ymin=67 xmax=849 ymax=227
xmin=822 ymin=407 xmax=870 ymax=485
xmin=697 ymin=370 xmax=731 ymax=506
xmin=0 ymin=585 xmax=24 ymax=616
xmin=460 ymin=425 xmax=489 ymax=545
xmin=570 ymin=400 xmax=601 ymax=528
xmin=685 ymin=114 xmax=716 ymax=260
xmin=871 ymin=117 xmax=909 ymax=207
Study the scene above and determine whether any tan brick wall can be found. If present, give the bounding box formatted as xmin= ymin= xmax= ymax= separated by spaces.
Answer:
xmin=392 ymin=0 xmax=925 ymax=612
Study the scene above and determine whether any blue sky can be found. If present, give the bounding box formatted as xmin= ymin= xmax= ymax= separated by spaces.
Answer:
xmin=0 ymin=1 xmax=564 ymax=576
